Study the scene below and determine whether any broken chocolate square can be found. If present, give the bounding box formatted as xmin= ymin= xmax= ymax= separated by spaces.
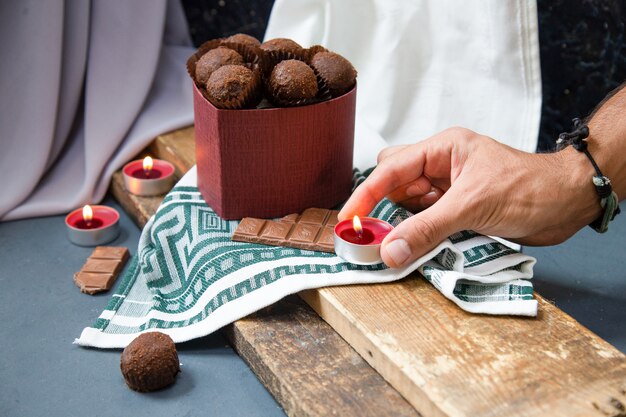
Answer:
xmin=74 ymin=246 xmax=129 ymax=295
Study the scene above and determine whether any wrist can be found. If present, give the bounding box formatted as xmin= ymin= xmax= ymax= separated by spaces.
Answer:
xmin=555 ymin=146 xmax=603 ymax=228
xmin=585 ymin=123 xmax=626 ymax=201
xmin=585 ymin=83 xmax=626 ymax=200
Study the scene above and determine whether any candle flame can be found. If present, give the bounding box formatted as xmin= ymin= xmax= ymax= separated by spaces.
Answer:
xmin=143 ymin=156 xmax=153 ymax=173
xmin=82 ymin=205 xmax=93 ymax=223
xmin=353 ymin=215 xmax=363 ymax=235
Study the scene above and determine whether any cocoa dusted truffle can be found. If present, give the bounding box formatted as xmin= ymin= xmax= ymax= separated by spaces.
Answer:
xmin=310 ymin=51 xmax=357 ymax=97
xmin=120 ymin=332 xmax=180 ymax=392
xmin=195 ymin=47 xmax=244 ymax=85
xmin=206 ymin=64 xmax=258 ymax=108
xmin=224 ymin=33 xmax=261 ymax=46
xmin=270 ymin=60 xmax=318 ymax=102
xmin=260 ymin=38 xmax=303 ymax=55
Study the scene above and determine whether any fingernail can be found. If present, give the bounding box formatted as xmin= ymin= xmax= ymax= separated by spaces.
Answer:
xmin=405 ymin=184 xmax=425 ymax=197
xmin=420 ymin=191 xmax=439 ymax=208
xmin=384 ymin=239 xmax=411 ymax=267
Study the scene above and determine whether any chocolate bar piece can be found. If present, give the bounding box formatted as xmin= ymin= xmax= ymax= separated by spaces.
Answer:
xmin=74 ymin=246 xmax=129 ymax=295
xmin=231 ymin=208 xmax=339 ymax=253
xmin=91 ymin=246 xmax=129 ymax=260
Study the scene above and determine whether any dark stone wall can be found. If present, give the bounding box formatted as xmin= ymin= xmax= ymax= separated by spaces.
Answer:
xmin=182 ymin=0 xmax=274 ymax=45
xmin=537 ymin=0 xmax=625 ymax=151
xmin=182 ymin=0 xmax=626 ymax=152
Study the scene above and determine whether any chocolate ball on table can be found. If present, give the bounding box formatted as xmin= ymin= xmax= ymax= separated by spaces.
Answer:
xmin=195 ymin=47 xmax=244 ymax=85
xmin=224 ymin=33 xmax=261 ymax=46
xmin=310 ymin=51 xmax=357 ymax=97
xmin=270 ymin=59 xmax=318 ymax=102
xmin=206 ymin=64 xmax=258 ymax=109
xmin=260 ymin=38 xmax=303 ymax=55
xmin=120 ymin=332 xmax=180 ymax=392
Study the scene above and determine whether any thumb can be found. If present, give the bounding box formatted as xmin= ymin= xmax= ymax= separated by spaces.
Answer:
xmin=381 ymin=190 xmax=467 ymax=268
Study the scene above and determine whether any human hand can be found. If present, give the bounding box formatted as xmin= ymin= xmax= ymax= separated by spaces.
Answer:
xmin=339 ymin=127 xmax=601 ymax=268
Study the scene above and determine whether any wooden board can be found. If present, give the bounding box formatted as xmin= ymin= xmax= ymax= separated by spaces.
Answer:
xmin=146 ymin=126 xmax=195 ymax=178
xmin=224 ymin=296 xmax=421 ymax=417
xmin=110 ymin=129 xmax=420 ymax=417
xmin=110 ymin=171 xmax=166 ymax=230
xmin=112 ymin=126 xmax=626 ymax=417
xmin=302 ymin=284 xmax=626 ymax=417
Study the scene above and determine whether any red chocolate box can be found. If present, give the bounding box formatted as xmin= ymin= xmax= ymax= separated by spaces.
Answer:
xmin=193 ymin=82 xmax=356 ymax=219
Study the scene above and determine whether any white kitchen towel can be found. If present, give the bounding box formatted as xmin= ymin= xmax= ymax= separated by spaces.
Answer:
xmin=76 ymin=168 xmax=537 ymax=349
xmin=265 ymin=0 xmax=543 ymax=169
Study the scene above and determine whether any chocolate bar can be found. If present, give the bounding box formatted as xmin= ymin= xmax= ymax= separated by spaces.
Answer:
xmin=74 ymin=246 xmax=129 ymax=295
xmin=232 ymin=208 xmax=339 ymax=253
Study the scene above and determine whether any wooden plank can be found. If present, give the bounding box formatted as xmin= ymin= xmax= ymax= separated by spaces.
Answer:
xmin=115 ymin=125 xmax=626 ymax=417
xmin=224 ymin=296 xmax=421 ymax=417
xmin=302 ymin=283 xmax=626 ymax=417
xmin=110 ymin=128 xmax=420 ymax=417
xmin=146 ymin=126 xmax=195 ymax=177
xmin=110 ymin=171 xmax=166 ymax=229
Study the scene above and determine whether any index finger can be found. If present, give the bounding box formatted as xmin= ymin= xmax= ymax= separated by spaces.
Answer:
xmin=339 ymin=143 xmax=430 ymax=220
xmin=339 ymin=132 xmax=458 ymax=221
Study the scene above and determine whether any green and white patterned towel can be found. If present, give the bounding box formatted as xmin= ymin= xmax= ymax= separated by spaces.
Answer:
xmin=76 ymin=168 xmax=537 ymax=348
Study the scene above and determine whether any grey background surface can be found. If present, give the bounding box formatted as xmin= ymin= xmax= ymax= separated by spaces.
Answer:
xmin=0 ymin=198 xmax=624 ymax=417
xmin=526 ymin=202 xmax=626 ymax=351
xmin=0 ymin=197 xmax=285 ymax=417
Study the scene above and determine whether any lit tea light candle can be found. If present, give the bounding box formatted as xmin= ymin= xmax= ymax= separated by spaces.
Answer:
xmin=334 ymin=215 xmax=394 ymax=265
xmin=140 ymin=156 xmax=156 ymax=178
xmin=65 ymin=205 xmax=120 ymax=246
xmin=122 ymin=156 xmax=175 ymax=196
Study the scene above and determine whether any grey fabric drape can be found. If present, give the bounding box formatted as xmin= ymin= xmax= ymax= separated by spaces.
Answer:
xmin=0 ymin=0 xmax=194 ymax=220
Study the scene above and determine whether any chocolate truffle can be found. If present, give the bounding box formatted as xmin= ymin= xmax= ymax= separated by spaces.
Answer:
xmin=120 ymin=332 xmax=180 ymax=392
xmin=310 ymin=51 xmax=357 ymax=97
xmin=195 ymin=47 xmax=244 ymax=85
xmin=206 ymin=65 xmax=258 ymax=108
xmin=270 ymin=60 xmax=318 ymax=102
xmin=224 ymin=33 xmax=261 ymax=46
xmin=260 ymin=38 xmax=303 ymax=55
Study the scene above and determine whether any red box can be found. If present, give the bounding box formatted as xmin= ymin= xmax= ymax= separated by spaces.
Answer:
xmin=193 ymin=82 xmax=356 ymax=219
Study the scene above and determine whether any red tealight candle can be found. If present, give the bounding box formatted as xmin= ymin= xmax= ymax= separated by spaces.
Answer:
xmin=334 ymin=216 xmax=393 ymax=265
xmin=65 ymin=205 xmax=120 ymax=246
xmin=131 ymin=156 xmax=163 ymax=179
xmin=122 ymin=156 xmax=175 ymax=196
xmin=72 ymin=205 xmax=103 ymax=229
xmin=338 ymin=215 xmax=376 ymax=244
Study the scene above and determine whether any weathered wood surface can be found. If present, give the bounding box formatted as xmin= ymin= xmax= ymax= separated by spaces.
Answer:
xmin=110 ymin=171 xmax=166 ymax=230
xmin=302 ymin=283 xmax=626 ymax=417
xmin=224 ymin=296 xmax=421 ymax=417
xmin=112 ymin=126 xmax=626 ymax=417
xmin=146 ymin=126 xmax=195 ymax=178
xmin=110 ymin=128 xmax=419 ymax=417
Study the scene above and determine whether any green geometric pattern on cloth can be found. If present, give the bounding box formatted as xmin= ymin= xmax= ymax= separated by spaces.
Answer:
xmin=75 ymin=169 xmax=537 ymax=348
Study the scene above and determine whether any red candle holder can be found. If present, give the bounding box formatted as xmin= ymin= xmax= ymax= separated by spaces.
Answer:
xmin=65 ymin=205 xmax=120 ymax=246
xmin=122 ymin=157 xmax=175 ymax=196
xmin=334 ymin=217 xmax=393 ymax=265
